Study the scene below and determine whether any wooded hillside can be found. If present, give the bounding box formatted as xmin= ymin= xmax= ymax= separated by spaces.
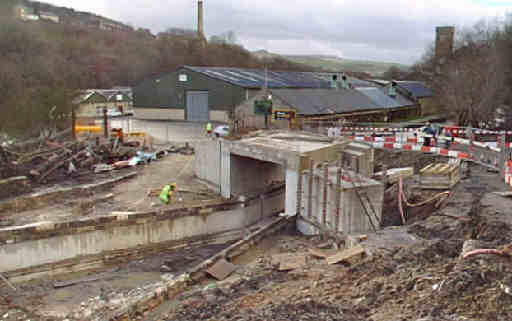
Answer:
xmin=0 ymin=1 xmax=308 ymax=138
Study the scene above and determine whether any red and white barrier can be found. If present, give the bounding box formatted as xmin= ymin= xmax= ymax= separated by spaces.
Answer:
xmin=341 ymin=132 xmax=511 ymax=186
xmin=505 ymin=161 xmax=512 ymax=187
xmin=367 ymin=141 xmax=473 ymax=160
xmin=342 ymin=134 xmax=506 ymax=152
xmin=326 ymin=126 xmax=512 ymax=135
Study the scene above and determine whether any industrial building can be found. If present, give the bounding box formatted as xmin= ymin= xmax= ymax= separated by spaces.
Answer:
xmin=132 ymin=66 xmax=337 ymax=122
xmin=369 ymin=79 xmax=436 ymax=115
xmin=133 ymin=66 xmax=419 ymax=124
xmin=235 ymin=79 xmax=418 ymax=129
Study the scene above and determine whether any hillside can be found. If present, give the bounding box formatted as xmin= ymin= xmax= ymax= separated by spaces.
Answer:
xmin=253 ymin=50 xmax=409 ymax=76
xmin=0 ymin=7 xmax=309 ymax=138
xmin=16 ymin=0 xmax=134 ymax=32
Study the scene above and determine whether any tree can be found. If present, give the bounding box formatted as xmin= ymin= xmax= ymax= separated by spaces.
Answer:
xmin=210 ymin=31 xmax=238 ymax=45
xmin=0 ymin=9 xmax=311 ymax=139
xmin=413 ymin=23 xmax=508 ymax=127
xmin=382 ymin=66 xmax=408 ymax=80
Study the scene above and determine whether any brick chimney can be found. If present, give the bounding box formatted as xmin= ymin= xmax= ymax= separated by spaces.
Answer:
xmin=198 ymin=1 xmax=204 ymax=39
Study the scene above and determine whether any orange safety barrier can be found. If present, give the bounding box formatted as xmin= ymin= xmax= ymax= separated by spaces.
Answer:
xmin=75 ymin=125 xmax=102 ymax=133
xmin=125 ymin=131 xmax=146 ymax=137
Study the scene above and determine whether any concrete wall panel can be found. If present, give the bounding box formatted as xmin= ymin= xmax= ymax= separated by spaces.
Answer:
xmin=195 ymin=140 xmax=221 ymax=190
xmin=134 ymin=108 xmax=185 ymax=120
xmin=299 ymin=169 xmax=383 ymax=236
xmin=210 ymin=110 xmax=229 ymax=122
xmin=0 ymin=195 xmax=284 ymax=273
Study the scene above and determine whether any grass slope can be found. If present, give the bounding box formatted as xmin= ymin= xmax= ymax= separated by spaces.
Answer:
xmin=253 ymin=50 xmax=409 ymax=75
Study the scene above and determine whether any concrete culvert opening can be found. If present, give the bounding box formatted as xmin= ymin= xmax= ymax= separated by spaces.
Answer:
xmin=229 ymin=154 xmax=285 ymax=199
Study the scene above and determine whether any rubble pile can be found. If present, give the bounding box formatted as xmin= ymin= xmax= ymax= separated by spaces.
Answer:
xmin=0 ymin=135 xmax=195 ymax=200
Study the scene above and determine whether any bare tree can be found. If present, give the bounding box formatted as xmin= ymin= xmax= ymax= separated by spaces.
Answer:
xmin=414 ymin=23 xmax=508 ymax=127
xmin=382 ymin=66 xmax=407 ymax=80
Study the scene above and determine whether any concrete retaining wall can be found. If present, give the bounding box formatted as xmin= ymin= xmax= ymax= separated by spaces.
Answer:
xmin=299 ymin=168 xmax=383 ymax=235
xmin=195 ymin=140 xmax=222 ymax=190
xmin=0 ymin=188 xmax=285 ymax=275
xmin=74 ymin=215 xmax=293 ymax=321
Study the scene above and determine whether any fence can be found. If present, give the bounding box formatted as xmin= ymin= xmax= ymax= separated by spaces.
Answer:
xmin=300 ymin=121 xmax=512 ymax=187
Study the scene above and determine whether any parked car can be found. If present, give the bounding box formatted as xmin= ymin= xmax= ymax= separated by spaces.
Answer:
xmin=213 ymin=125 xmax=230 ymax=137
xmin=107 ymin=110 xmax=123 ymax=117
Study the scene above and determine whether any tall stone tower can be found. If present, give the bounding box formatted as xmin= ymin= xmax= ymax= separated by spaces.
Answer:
xmin=435 ymin=26 xmax=455 ymax=65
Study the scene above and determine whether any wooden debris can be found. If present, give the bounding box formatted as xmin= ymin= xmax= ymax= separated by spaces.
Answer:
xmin=0 ymin=176 xmax=28 ymax=186
xmin=327 ymin=244 xmax=366 ymax=265
xmin=373 ymin=167 xmax=413 ymax=184
xmin=271 ymin=253 xmax=307 ymax=271
xmin=0 ymin=273 xmax=16 ymax=291
xmin=94 ymin=164 xmax=115 ymax=173
xmin=205 ymin=259 xmax=237 ymax=280
xmin=316 ymin=242 xmax=332 ymax=249
xmin=493 ymin=191 xmax=512 ymax=198
xmin=309 ymin=248 xmax=338 ymax=259
xmin=38 ymin=150 xmax=88 ymax=182
xmin=54 ymin=273 xmax=114 ymax=288
xmin=345 ymin=234 xmax=368 ymax=248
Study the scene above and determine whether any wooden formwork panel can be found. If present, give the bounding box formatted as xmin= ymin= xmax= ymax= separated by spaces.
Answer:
xmin=420 ymin=161 xmax=461 ymax=190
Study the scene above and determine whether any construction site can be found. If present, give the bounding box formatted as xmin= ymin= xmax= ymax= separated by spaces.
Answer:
xmin=0 ymin=119 xmax=512 ymax=321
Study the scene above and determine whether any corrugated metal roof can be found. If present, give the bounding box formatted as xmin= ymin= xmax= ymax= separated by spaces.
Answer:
xmin=183 ymin=66 xmax=372 ymax=89
xmin=396 ymin=81 xmax=433 ymax=98
xmin=368 ymin=79 xmax=390 ymax=86
xmin=74 ymin=88 xmax=133 ymax=104
xmin=355 ymin=87 xmax=414 ymax=108
xmin=93 ymin=88 xmax=133 ymax=101
xmin=271 ymin=88 xmax=380 ymax=116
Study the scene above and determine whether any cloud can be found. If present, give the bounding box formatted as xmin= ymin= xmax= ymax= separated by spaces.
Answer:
xmin=46 ymin=0 xmax=512 ymax=64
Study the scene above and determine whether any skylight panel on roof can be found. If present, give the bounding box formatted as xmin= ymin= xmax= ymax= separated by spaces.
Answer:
xmin=204 ymin=71 xmax=242 ymax=83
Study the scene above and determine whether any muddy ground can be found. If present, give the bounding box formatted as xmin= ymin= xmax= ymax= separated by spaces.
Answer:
xmin=154 ymin=164 xmax=512 ymax=321
xmin=2 ymin=149 xmax=512 ymax=321
xmin=0 ymin=242 xmax=233 ymax=321
xmin=0 ymin=152 xmax=219 ymax=226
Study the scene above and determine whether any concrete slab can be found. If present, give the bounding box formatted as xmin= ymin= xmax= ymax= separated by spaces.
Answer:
xmin=226 ymin=131 xmax=349 ymax=171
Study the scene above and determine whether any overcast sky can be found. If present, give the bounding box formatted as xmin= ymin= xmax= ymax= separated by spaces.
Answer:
xmin=45 ymin=0 xmax=511 ymax=65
